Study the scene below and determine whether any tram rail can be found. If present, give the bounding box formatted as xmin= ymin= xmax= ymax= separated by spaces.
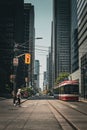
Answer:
xmin=55 ymin=100 xmax=87 ymax=116
xmin=48 ymin=101 xmax=79 ymax=130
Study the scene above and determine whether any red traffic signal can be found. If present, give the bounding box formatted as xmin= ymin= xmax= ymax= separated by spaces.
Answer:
xmin=25 ymin=53 xmax=31 ymax=64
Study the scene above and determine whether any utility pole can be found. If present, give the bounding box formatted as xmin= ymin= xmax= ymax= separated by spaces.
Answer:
xmin=12 ymin=43 xmax=19 ymax=105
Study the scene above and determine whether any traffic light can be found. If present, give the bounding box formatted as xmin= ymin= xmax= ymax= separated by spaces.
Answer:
xmin=25 ymin=53 xmax=31 ymax=64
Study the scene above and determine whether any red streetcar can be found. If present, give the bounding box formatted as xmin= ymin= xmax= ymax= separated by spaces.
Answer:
xmin=53 ymin=80 xmax=79 ymax=101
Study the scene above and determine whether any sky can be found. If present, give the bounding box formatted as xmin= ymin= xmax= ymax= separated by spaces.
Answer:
xmin=24 ymin=0 xmax=53 ymax=90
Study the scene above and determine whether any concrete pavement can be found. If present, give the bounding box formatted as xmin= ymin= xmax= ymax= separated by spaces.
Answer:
xmin=0 ymin=99 xmax=63 ymax=130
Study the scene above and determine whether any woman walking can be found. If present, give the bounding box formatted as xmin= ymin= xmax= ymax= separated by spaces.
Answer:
xmin=16 ymin=89 xmax=21 ymax=106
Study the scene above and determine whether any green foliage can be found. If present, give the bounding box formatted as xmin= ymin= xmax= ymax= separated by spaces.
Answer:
xmin=21 ymin=87 xmax=35 ymax=97
xmin=55 ymin=72 xmax=69 ymax=85
xmin=5 ymin=84 xmax=11 ymax=93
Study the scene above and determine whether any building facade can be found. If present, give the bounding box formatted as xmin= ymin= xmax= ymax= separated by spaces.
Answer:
xmin=24 ymin=3 xmax=35 ymax=87
xmin=0 ymin=1 xmax=35 ymax=94
xmin=77 ymin=0 xmax=87 ymax=98
xmin=65 ymin=0 xmax=87 ymax=98
xmin=71 ymin=0 xmax=79 ymax=73
xmin=69 ymin=0 xmax=79 ymax=87
xmin=34 ymin=60 xmax=40 ymax=89
xmin=53 ymin=0 xmax=71 ymax=82
xmin=47 ymin=47 xmax=53 ymax=89
xmin=0 ymin=0 xmax=24 ymax=93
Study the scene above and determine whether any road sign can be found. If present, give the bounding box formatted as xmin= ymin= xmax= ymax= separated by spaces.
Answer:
xmin=25 ymin=53 xmax=31 ymax=64
xmin=13 ymin=58 xmax=18 ymax=66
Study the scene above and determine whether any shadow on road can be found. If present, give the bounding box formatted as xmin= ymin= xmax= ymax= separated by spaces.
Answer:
xmin=28 ymin=95 xmax=55 ymax=100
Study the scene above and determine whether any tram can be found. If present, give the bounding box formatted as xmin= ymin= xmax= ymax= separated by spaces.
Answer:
xmin=53 ymin=88 xmax=59 ymax=99
xmin=53 ymin=80 xmax=79 ymax=101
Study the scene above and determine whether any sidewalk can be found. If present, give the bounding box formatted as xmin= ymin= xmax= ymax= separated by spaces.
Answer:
xmin=0 ymin=96 xmax=87 ymax=103
xmin=0 ymin=96 xmax=28 ymax=103
xmin=0 ymin=97 xmax=6 ymax=101
xmin=79 ymin=97 xmax=87 ymax=103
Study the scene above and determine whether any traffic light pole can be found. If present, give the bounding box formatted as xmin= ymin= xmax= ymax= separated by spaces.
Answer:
xmin=12 ymin=43 xmax=18 ymax=105
xmin=13 ymin=50 xmax=30 ymax=91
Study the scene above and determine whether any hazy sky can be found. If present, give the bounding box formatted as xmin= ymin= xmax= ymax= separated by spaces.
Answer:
xmin=24 ymin=0 xmax=53 ymax=89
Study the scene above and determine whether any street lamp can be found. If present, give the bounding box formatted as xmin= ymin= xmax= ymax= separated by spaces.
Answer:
xmin=35 ymin=37 xmax=43 ymax=40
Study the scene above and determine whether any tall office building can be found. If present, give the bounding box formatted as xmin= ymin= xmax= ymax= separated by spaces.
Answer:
xmin=43 ymin=71 xmax=47 ymax=91
xmin=46 ymin=55 xmax=50 ymax=90
xmin=24 ymin=3 xmax=35 ymax=87
xmin=71 ymin=0 xmax=79 ymax=72
xmin=34 ymin=60 xmax=40 ymax=89
xmin=0 ymin=1 xmax=35 ymax=94
xmin=0 ymin=0 xmax=24 ymax=93
xmin=77 ymin=0 xmax=87 ymax=98
xmin=53 ymin=0 xmax=71 ymax=81
xmin=50 ymin=21 xmax=54 ymax=89
xmin=47 ymin=47 xmax=53 ymax=89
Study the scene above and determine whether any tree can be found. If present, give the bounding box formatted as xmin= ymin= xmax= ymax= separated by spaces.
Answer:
xmin=55 ymin=72 xmax=69 ymax=85
xmin=21 ymin=86 xmax=35 ymax=98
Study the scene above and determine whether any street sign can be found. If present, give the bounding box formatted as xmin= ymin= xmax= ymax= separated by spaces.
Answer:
xmin=25 ymin=53 xmax=31 ymax=64
xmin=25 ymin=77 xmax=29 ymax=82
xmin=10 ymin=74 xmax=16 ymax=83
xmin=13 ymin=58 xmax=18 ymax=66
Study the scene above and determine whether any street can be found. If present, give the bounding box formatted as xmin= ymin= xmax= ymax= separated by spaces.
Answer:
xmin=0 ymin=97 xmax=62 ymax=130
xmin=0 ymin=97 xmax=87 ymax=130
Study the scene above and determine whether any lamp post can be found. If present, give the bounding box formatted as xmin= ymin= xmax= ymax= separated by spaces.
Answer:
xmin=35 ymin=37 xmax=43 ymax=40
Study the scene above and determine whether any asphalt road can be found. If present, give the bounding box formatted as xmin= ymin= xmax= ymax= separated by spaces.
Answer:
xmin=0 ymin=96 xmax=87 ymax=130
xmin=0 ymin=98 xmax=63 ymax=130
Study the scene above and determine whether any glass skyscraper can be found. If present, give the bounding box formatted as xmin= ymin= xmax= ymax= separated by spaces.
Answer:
xmin=0 ymin=0 xmax=24 ymax=93
xmin=77 ymin=0 xmax=87 ymax=98
xmin=53 ymin=0 xmax=71 ymax=80
xmin=71 ymin=0 xmax=79 ymax=72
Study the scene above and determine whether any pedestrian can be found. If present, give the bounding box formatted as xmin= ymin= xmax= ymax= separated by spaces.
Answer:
xmin=12 ymin=90 xmax=17 ymax=106
xmin=16 ymin=89 xmax=21 ymax=106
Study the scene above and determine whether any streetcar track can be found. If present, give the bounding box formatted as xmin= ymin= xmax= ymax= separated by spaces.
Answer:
xmin=48 ymin=101 xmax=79 ymax=130
xmin=56 ymin=100 xmax=87 ymax=116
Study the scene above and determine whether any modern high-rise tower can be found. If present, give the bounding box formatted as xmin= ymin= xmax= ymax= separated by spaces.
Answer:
xmin=77 ymin=0 xmax=87 ymax=98
xmin=0 ymin=1 xmax=35 ymax=94
xmin=53 ymin=0 xmax=71 ymax=81
xmin=24 ymin=3 xmax=35 ymax=87
xmin=0 ymin=0 xmax=24 ymax=93
xmin=67 ymin=0 xmax=87 ymax=98
xmin=71 ymin=0 xmax=79 ymax=73
xmin=34 ymin=60 xmax=40 ymax=89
